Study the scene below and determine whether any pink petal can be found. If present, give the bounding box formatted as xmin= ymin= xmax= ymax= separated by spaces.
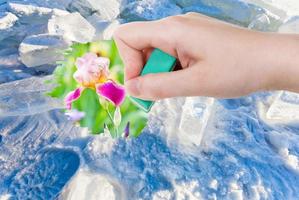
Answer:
xmin=64 ymin=88 xmax=83 ymax=110
xmin=96 ymin=81 xmax=126 ymax=107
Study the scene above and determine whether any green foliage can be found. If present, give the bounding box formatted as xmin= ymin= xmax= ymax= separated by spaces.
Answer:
xmin=48 ymin=40 xmax=147 ymax=137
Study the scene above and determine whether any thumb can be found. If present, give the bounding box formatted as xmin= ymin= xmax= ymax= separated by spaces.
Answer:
xmin=125 ymin=67 xmax=198 ymax=100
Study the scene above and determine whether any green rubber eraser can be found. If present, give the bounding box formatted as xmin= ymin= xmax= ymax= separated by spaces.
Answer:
xmin=130 ymin=48 xmax=176 ymax=112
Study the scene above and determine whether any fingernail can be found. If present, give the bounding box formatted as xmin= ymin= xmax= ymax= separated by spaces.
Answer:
xmin=125 ymin=79 xmax=140 ymax=96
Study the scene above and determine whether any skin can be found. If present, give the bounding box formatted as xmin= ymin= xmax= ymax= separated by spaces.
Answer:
xmin=113 ymin=12 xmax=299 ymax=100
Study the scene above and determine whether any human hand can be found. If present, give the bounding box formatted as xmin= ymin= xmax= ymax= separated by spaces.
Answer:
xmin=113 ymin=12 xmax=299 ymax=100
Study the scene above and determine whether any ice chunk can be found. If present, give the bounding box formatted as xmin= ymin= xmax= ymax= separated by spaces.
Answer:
xmin=179 ymin=0 xmax=277 ymax=27
xmin=7 ymin=1 xmax=70 ymax=24
xmin=279 ymin=16 xmax=299 ymax=33
xmin=120 ymin=0 xmax=182 ymax=21
xmin=69 ymin=0 xmax=120 ymax=20
xmin=87 ymin=13 xmax=111 ymax=41
xmin=0 ymin=12 xmax=18 ymax=41
xmin=48 ymin=12 xmax=95 ymax=43
xmin=244 ymin=0 xmax=299 ymax=18
xmin=0 ymin=76 xmax=64 ymax=117
xmin=266 ymin=91 xmax=299 ymax=122
xmin=7 ymin=0 xmax=72 ymax=10
xmin=19 ymin=34 xmax=70 ymax=67
xmin=60 ymin=170 xmax=123 ymax=200
xmin=7 ymin=2 xmax=52 ymax=24
xmin=149 ymin=97 xmax=214 ymax=151
xmin=87 ymin=14 xmax=121 ymax=41
xmin=248 ymin=13 xmax=270 ymax=31
xmin=178 ymin=97 xmax=214 ymax=148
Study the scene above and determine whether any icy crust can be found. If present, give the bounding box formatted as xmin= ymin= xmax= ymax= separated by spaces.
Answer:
xmin=1 ymin=76 xmax=299 ymax=199
xmin=81 ymin=95 xmax=299 ymax=199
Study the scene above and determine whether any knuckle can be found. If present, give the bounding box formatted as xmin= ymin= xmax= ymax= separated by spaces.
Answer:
xmin=184 ymin=12 xmax=198 ymax=17
xmin=159 ymin=15 xmax=186 ymax=27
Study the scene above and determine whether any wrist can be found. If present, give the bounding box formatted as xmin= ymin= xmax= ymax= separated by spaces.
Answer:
xmin=257 ymin=33 xmax=299 ymax=92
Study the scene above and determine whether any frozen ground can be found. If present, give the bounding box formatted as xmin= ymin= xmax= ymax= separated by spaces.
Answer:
xmin=0 ymin=0 xmax=299 ymax=200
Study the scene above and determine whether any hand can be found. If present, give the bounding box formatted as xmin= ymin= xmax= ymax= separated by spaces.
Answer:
xmin=113 ymin=12 xmax=299 ymax=100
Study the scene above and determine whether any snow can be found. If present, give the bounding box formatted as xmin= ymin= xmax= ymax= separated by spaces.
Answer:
xmin=1 ymin=0 xmax=299 ymax=199
xmin=60 ymin=170 xmax=123 ymax=200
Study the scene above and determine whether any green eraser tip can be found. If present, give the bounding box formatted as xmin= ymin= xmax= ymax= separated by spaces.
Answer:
xmin=130 ymin=48 xmax=176 ymax=112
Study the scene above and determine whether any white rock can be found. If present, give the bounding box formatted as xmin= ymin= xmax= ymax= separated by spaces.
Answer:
xmin=19 ymin=34 xmax=71 ymax=67
xmin=279 ymin=16 xmax=299 ymax=33
xmin=0 ymin=12 xmax=18 ymax=41
xmin=48 ymin=12 xmax=95 ymax=43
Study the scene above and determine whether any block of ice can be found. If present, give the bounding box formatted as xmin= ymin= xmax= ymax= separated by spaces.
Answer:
xmin=179 ymin=0 xmax=277 ymax=27
xmin=178 ymin=97 xmax=214 ymax=149
xmin=248 ymin=13 xmax=270 ymax=31
xmin=7 ymin=0 xmax=72 ymax=10
xmin=88 ymin=0 xmax=120 ymax=21
xmin=266 ymin=91 xmax=299 ymax=122
xmin=7 ymin=1 xmax=70 ymax=24
xmin=120 ymin=0 xmax=182 ymax=21
xmin=148 ymin=97 xmax=214 ymax=152
xmin=48 ymin=12 xmax=95 ymax=43
xmin=19 ymin=34 xmax=71 ymax=67
xmin=69 ymin=0 xmax=120 ymax=20
xmin=279 ymin=16 xmax=299 ymax=33
xmin=244 ymin=0 xmax=299 ymax=18
xmin=7 ymin=2 xmax=52 ymax=24
xmin=86 ymin=13 xmax=111 ymax=41
xmin=0 ymin=76 xmax=64 ymax=117
xmin=0 ymin=12 xmax=18 ymax=41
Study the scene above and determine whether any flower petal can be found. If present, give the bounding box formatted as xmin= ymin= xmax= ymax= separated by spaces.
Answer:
xmin=96 ymin=81 xmax=125 ymax=107
xmin=65 ymin=109 xmax=85 ymax=121
xmin=74 ymin=53 xmax=110 ymax=88
xmin=65 ymin=88 xmax=83 ymax=110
